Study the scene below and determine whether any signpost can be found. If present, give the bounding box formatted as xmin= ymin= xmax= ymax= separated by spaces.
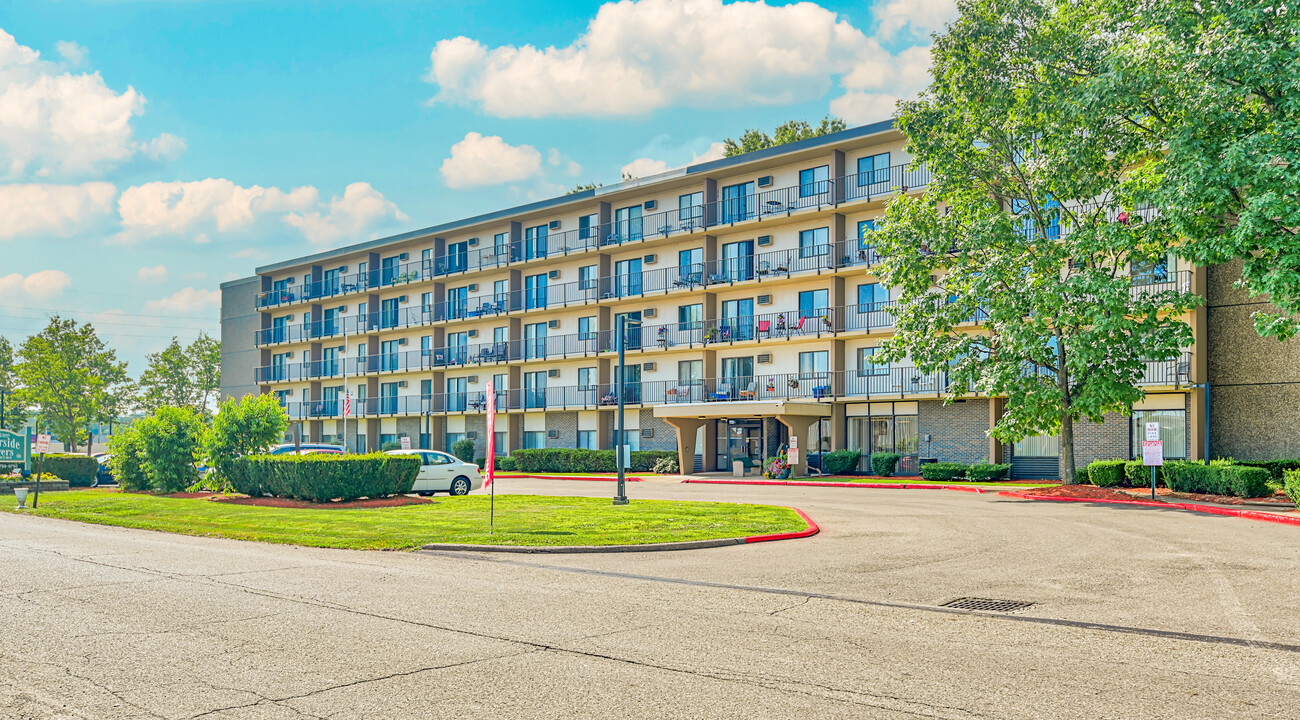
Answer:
xmin=1 ymin=429 xmax=29 ymax=509
xmin=485 ymin=381 xmax=496 ymax=534
xmin=33 ymin=433 xmax=51 ymax=509
xmin=399 ymin=435 xmax=411 ymax=450
xmin=787 ymin=435 xmax=800 ymax=469
xmin=1143 ymin=421 xmax=1163 ymax=500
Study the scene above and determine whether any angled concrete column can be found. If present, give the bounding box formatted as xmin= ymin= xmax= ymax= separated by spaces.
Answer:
xmin=777 ymin=415 xmax=822 ymax=477
xmin=988 ymin=397 xmax=1006 ymax=463
xmin=663 ymin=418 xmax=705 ymax=476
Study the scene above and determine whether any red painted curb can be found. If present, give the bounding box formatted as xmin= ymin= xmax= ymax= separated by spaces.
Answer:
xmin=682 ymin=478 xmax=987 ymax=494
xmin=745 ymin=507 xmax=820 ymax=543
xmin=490 ymin=474 xmax=645 ymax=483
xmin=999 ymin=490 xmax=1300 ymax=527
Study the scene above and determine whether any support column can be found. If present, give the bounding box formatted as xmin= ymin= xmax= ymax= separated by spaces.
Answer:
xmin=988 ymin=397 xmax=1006 ymax=463
xmin=777 ymin=415 xmax=823 ymax=477
xmin=664 ymin=418 xmax=705 ymax=476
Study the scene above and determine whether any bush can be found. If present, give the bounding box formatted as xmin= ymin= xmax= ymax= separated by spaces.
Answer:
xmin=107 ymin=426 xmax=148 ymax=491
xmin=652 ymin=455 xmax=679 ymax=474
xmin=1218 ymin=465 xmax=1272 ymax=499
xmin=631 ymin=450 xmax=678 ymax=472
xmin=1086 ymin=460 xmax=1127 ymax=488
xmin=136 ymin=406 xmax=208 ymax=493
xmin=229 ymin=453 xmax=419 ymax=502
xmin=1284 ymin=469 xmax=1300 ymax=509
xmin=919 ymin=461 xmax=968 ymax=481
xmin=967 ymin=462 xmax=1011 ymax=481
xmin=1124 ymin=460 xmax=1163 ymax=488
xmin=205 ymin=394 xmax=289 ymax=483
xmin=380 ymin=441 xmax=402 ymax=451
xmin=41 ymin=454 xmax=99 ymax=486
xmin=822 ymin=449 xmax=862 ymax=475
xmin=1164 ymin=460 xmax=1214 ymax=494
xmin=497 ymin=455 xmax=517 ymax=471
xmin=451 ymin=438 xmax=475 ymax=463
xmin=870 ymin=452 xmax=901 ymax=477
xmin=507 ymin=448 xmax=677 ymax=474
xmin=1236 ymin=459 xmax=1300 ymax=480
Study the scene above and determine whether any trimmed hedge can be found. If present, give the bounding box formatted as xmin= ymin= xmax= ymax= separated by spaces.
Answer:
xmin=966 ymin=462 xmax=1011 ymax=481
xmin=870 ymin=452 xmax=901 ymax=477
xmin=451 ymin=438 xmax=475 ymax=463
xmin=1219 ymin=466 xmax=1272 ymax=498
xmin=1284 ymin=469 xmax=1300 ymax=509
xmin=1236 ymin=459 xmax=1300 ymax=480
xmin=497 ymin=456 xmax=517 ymax=472
xmin=41 ymin=454 xmax=99 ymax=487
xmin=1087 ymin=460 xmax=1127 ymax=488
xmin=228 ymin=453 xmax=419 ymax=502
xmin=508 ymin=449 xmax=678 ymax=473
xmin=822 ymin=449 xmax=862 ymax=475
xmin=919 ymin=461 xmax=967 ymax=481
xmin=1163 ymin=461 xmax=1272 ymax=498
xmin=1123 ymin=460 xmax=1165 ymax=488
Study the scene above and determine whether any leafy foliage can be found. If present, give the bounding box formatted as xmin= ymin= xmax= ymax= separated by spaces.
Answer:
xmin=204 ymin=394 xmax=290 ymax=483
xmin=966 ymin=462 xmax=1011 ymax=481
xmin=137 ymin=334 xmax=222 ymax=417
xmin=496 ymin=455 xmax=517 ymax=472
xmin=39 ymin=454 xmax=99 ymax=487
xmin=507 ymin=448 xmax=677 ymax=473
xmin=567 ymin=182 xmax=602 ymax=194
xmin=651 ymin=455 xmax=679 ymax=474
xmin=919 ymin=462 xmax=969 ymax=481
xmin=451 ymin=438 xmax=476 ymax=463
xmin=0 ymin=337 xmax=29 ymax=432
xmin=1164 ymin=461 xmax=1271 ymax=498
xmin=1086 ymin=460 xmax=1127 ymax=487
xmin=135 ymin=406 xmax=207 ymax=493
xmin=13 ymin=316 xmax=131 ymax=453
xmin=228 ymin=453 xmax=419 ymax=502
xmin=1124 ymin=460 xmax=1163 ymax=488
xmin=1284 ymin=470 xmax=1300 ymax=510
xmin=723 ymin=116 xmax=847 ymax=157
xmin=869 ymin=452 xmax=901 ymax=477
xmin=822 ymin=449 xmax=862 ymax=475
xmin=106 ymin=426 xmax=149 ymax=491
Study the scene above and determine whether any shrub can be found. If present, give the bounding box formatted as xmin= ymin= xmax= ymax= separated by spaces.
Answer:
xmin=822 ymin=449 xmax=862 ymax=475
xmin=107 ymin=426 xmax=149 ymax=491
xmin=870 ymin=452 xmax=901 ymax=477
xmin=967 ymin=462 xmax=1011 ymax=481
xmin=1124 ymin=460 xmax=1164 ymax=488
xmin=631 ymin=450 xmax=678 ymax=472
xmin=651 ymin=455 xmax=679 ymax=474
xmin=1164 ymin=460 xmax=1214 ymax=494
xmin=496 ymin=455 xmax=517 ymax=471
xmin=475 ymin=457 xmax=486 ymax=469
xmin=229 ymin=453 xmax=419 ymax=502
xmin=1086 ymin=460 xmax=1127 ymax=488
xmin=380 ymin=441 xmax=402 ymax=451
xmin=919 ymin=461 xmax=968 ymax=481
xmin=1218 ymin=465 xmax=1272 ymax=499
xmin=41 ymin=454 xmax=99 ymax=486
xmin=451 ymin=438 xmax=476 ymax=463
xmin=1236 ymin=459 xmax=1300 ymax=480
xmin=507 ymin=448 xmax=677 ymax=473
xmin=136 ymin=406 xmax=208 ymax=493
xmin=204 ymin=394 xmax=289 ymax=483
xmin=1284 ymin=469 xmax=1300 ymax=509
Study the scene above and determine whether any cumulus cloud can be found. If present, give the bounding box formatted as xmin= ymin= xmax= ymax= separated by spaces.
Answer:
xmin=831 ymin=44 xmax=933 ymax=124
xmin=620 ymin=157 xmax=670 ymax=180
xmin=283 ymin=182 xmax=409 ymax=246
xmin=873 ymin=0 xmax=959 ymax=42
xmin=439 ymin=132 xmax=544 ymax=189
xmin=0 ymin=269 xmax=72 ymax=300
xmin=620 ymin=139 xmax=728 ymax=181
xmin=136 ymin=264 xmax=167 ymax=283
xmin=0 ymin=182 xmax=116 ymax=239
xmin=548 ymin=148 xmax=582 ymax=177
xmin=143 ymin=287 xmax=221 ymax=314
xmin=55 ymin=40 xmax=87 ymax=67
xmin=117 ymin=178 xmax=318 ymax=241
xmin=0 ymin=29 xmax=183 ymax=179
xmin=424 ymin=0 xmax=931 ymax=120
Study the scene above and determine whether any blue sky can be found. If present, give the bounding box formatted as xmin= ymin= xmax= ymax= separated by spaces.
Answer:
xmin=0 ymin=0 xmax=952 ymax=370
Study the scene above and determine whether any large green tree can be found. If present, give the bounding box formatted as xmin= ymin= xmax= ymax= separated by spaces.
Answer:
xmin=137 ymin=333 xmax=221 ymax=418
xmin=0 ymin=337 xmax=28 ymax=432
xmin=204 ymin=393 xmax=289 ymax=483
xmin=723 ymin=116 xmax=847 ymax=157
xmin=14 ymin=317 xmax=131 ymax=454
xmin=876 ymin=0 xmax=1198 ymax=483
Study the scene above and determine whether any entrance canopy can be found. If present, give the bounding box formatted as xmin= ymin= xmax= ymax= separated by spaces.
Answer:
xmin=654 ymin=401 xmax=831 ymax=476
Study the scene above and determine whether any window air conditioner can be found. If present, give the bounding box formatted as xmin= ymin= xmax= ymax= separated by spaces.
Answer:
xmin=285 ymin=388 xmax=294 ymax=396
xmin=468 ymin=375 xmax=479 ymax=383
xmin=548 ymin=319 xmax=560 ymax=329
xmin=643 ymin=254 xmax=657 ymax=264
xmin=643 ymin=200 xmax=657 ymax=210
xmin=398 ymin=338 xmax=408 ymax=345
xmin=339 ymin=265 xmax=348 ymax=272
xmin=398 ymin=380 xmax=408 ymax=388
xmin=641 ymin=428 xmax=654 ymax=438
xmin=757 ymin=235 xmax=773 ymax=246
xmin=285 ymin=351 xmax=294 ymax=358
xmin=468 ymin=237 xmax=479 ymax=246
xmin=757 ymin=353 xmax=773 ymax=364
xmin=757 ymin=294 xmax=772 ymax=305
xmin=468 ymin=329 xmax=478 ymax=338
xmin=547 ymin=369 xmax=560 ymax=378
xmin=548 ymin=269 xmax=560 ymax=279
xmin=399 ymin=295 xmax=407 ymax=303
xmin=468 ymin=283 xmax=478 ymax=292
xmin=547 ymin=429 xmax=559 ymax=439
xmin=549 ymin=220 xmax=561 ymax=230
xmin=644 ymin=308 xmax=657 ymax=318
xmin=466 ymin=431 xmax=477 ymax=439
xmin=642 ymin=362 xmax=656 ymax=371
xmin=758 ymin=176 xmax=773 ymax=187
xmin=399 ymin=252 xmax=409 ymax=261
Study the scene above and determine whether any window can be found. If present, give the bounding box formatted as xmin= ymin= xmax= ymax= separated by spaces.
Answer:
xmin=525 ymin=224 xmax=548 ymax=259
xmin=323 ymin=267 xmax=341 ymax=295
xmin=619 ymin=362 xmax=642 ymax=403
xmin=858 ymin=283 xmax=889 ymax=309
xmin=857 ymin=152 xmax=890 ymax=187
xmin=381 ymin=255 xmax=400 ymax=285
xmin=799 ymin=351 xmax=828 ymax=377
xmin=578 ymin=367 xmax=597 ymax=390
xmin=447 ymin=286 xmax=468 ymax=319
xmin=323 ymin=307 xmax=340 ymax=336
xmin=678 ymin=359 xmax=702 ymax=385
xmin=420 ymin=378 xmax=432 ymax=400
xmin=578 ymin=316 xmax=596 ymax=341
xmin=577 ymin=430 xmax=597 ymax=449
xmin=274 ymin=390 xmax=289 ymax=406
xmin=421 ymin=248 xmax=433 ymax=274
xmin=446 ymin=377 xmax=468 ymax=412
xmin=358 ymin=261 xmax=368 ymax=284
xmin=678 ymin=247 xmax=703 ymax=284
xmin=798 ymin=227 xmax=829 ymax=259
xmin=380 ymin=340 xmax=400 ymax=372
xmin=447 ymin=241 xmax=469 ymax=273
xmin=357 ymin=301 xmax=368 ymax=328
xmin=721 ymin=240 xmax=754 ymax=281
xmin=1132 ymin=410 xmax=1187 ymax=459
xmin=525 ymin=273 xmax=547 ymax=309
xmin=493 ymin=326 xmax=508 ymax=345
xmin=421 ymin=292 xmax=433 ymax=315
xmin=857 ymin=347 xmax=889 ymax=376
xmin=579 ymin=213 xmax=599 ymax=241
xmin=579 ymin=265 xmax=597 ymax=290
xmin=679 ymin=192 xmax=704 ymax=230
xmin=493 ymin=374 xmax=507 ymax=410
xmin=1014 ymin=434 xmax=1060 ymax=458
xmin=524 ymin=322 xmax=547 ymax=360
xmin=447 ymin=331 xmax=468 ymax=365
xmin=380 ymin=298 xmax=398 ymax=328
xmin=721 ymin=182 xmax=754 ymax=223
xmin=799 ymin=289 xmax=828 ymax=319
xmin=272 ymin=315 xmax=289 ymax=343
xmin=721 ymin=357 xmax=754 ymax=394
xmin=524 ymin=371 xmax=546 ymax=409
xmin=445 ymin=433 xmax=465 ymax=454
xmin=322 ymin=346 xmax=341 ymax=376
xmin=677 ymin=303 xmax=702 ymax=331
xmin=494 ymin=279 xmax=509 ymax=306
xmin=524 ymin=431 xmax=545 ymax=449
xmin=613 ymin=204 xmax=643 ymax=242
xmin=614 ymin=258 xmax=642 ymax=297
xmin=379 ymin=382 xmax=398 ymax=414
xmin=1132 ymin=256 xmax=1170 ymax=286
xmin=857 ymin=219 xmax=876 ymax=251
xmin=799 ymin=165 xmax=829 ymax=199
xmin=270 ymin=352 xmax=288 ymax=381
xmin=494 ymin=431 xmax=507 ymax=455
xmin=720 ymin=298 xmax=754 ymax=341
xmin=614 ymin=311 xmax=642 ymax=350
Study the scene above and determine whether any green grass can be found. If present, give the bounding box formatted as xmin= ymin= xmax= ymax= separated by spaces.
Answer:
xmin=1 ymin=490 xmax=806 ymax=550
xmin=795 ymin=476 xmax=1059 ymax=488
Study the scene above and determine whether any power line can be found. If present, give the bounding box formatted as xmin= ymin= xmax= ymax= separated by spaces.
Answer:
xmin=1 ymin=303 xmax=221 ymax=322
xmin=0 ymin=311 xmax=217 ymax=332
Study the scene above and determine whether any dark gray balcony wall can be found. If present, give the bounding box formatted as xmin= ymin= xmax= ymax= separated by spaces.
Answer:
xmin=1207 ymin=260 xmax=1300 ymax=460
xmin=220 ymin=276 xmax=262 ymax=403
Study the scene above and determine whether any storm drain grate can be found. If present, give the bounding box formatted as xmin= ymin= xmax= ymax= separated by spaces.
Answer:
xmin=941 ymin=597 xmax=1035 ymax=613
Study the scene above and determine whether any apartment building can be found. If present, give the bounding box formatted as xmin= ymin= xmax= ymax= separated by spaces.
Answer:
xmin=221 ymin=119 xmax=1278 ymax=479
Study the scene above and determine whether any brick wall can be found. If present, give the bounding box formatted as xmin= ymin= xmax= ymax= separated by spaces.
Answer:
xmin=638 ymin=409 xmax=677 ymax=451
xmin=547 ymin=411 xmax=579 ymax=449
xmin=1070 ymin=413 xmax=1130 ymax=466
xmin=917 ymin=399 xmax=990 ymax=464
xmin=466 ymin=415 xmax=487 ymax=457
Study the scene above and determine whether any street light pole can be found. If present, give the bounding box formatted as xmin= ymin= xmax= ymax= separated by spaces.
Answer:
xmin=614 ymin=314 xmax=640 ymax=506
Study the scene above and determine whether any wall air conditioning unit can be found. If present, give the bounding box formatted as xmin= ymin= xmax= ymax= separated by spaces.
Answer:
xmin=466 ymin=431 xmax=477 ymax=439
xmin=643 ymin=254 xmax=657 ymax=264
xmin=547 ymin=429 xmax=560 ymax=439
xmin=287 ymin=277 xmax=296 ymax=284
xmin=398 ymin=380 xmax=408 ymax=388
xmin=758 ymin=176 xmax=773 ymax=188
xmin=285 ymin=351 xmax=295 ymax=358
xmin=548 ymin=319 xmax=560 ymax=329
xmin=399 ymin=252 xmax=409 ymax=261
xmin=548 ymin=269 xmax=560 ymax=279
xmin=549 ymin=220 xmax=561 ymax=230
xmin=339 ymin=306 xmax=348 ymax=312
xmin=643 ymin=200 xmax=657 ymax=211
xmin=397 ymin=338 xmax=408 ymax=345
xmin=468 ymin=283 xmax=478 ymax=292
xmin=339 ymin=265 xmax=348 ymax=272
xmin=285 ymin=388 xmax=294 ymax=396
xmin=547 ymin=368 xmax=560 ymax=378
xmin=467 ymin=329 xmax=478 ymax=338
xmin=643 ymin=308 xmax=657 ymax=318
xmin=468 ymin=237 xmax=479 ymax=247
xmin=287 ymin=314 xmax=295 ymax=321
xmin=468 ymin=375 xmax=479 ymax=384
xmin=757 ymin=353 xmax=773 ymax=364
xmin=641 ymin=428 xmax=654 ymax=438
xmin=642 ymin=361 xmax=656 ymax=371
xmin=757 ymin=235 xmax=773 ymax=246
xmin=757 ymin=294 xmax=772 ymax=305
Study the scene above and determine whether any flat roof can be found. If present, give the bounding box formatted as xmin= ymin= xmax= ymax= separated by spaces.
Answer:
xmin=256 ymin=118 xmax=897 ymax=275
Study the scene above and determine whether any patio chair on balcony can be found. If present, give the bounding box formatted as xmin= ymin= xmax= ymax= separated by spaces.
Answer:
xmin=739 ymin=381 xmax=757 ymax=400
xmin=763 ymin=200 xmax=786 ymax=216
xmin=710 ymin=383 xmax=732 ymax=402
xmin=757 ymin=320 xmax=771 ymax=335
xmin=469 ymin=393 xmax=487 ymax=411
xmin=758 ymin=261 xmax=771 ymax=276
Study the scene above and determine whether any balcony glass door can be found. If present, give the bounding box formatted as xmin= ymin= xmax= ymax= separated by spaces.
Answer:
xmin=524 ymin=322 xmax=547 ymax=360
xmin=381 ymin=256 xmax=399 ymax=285
xmin=721 ymin=240 xmax=754 ymax=282
xmin=524 ymin=371 xmax=546 ymax=409
xmin=614 ymin=258 xmax=642 ymax=297
xmin=525 ymin=273 xmax=547 ymax=309
xmin=525 ymin=225 xmax=548 ymax=259
xmin=720 ymin=299 xmax=754 ymax=341
xmin=446 ymin=377 xmax=468 ymax=412
xmin=447 ymin=241 xmax=468 ymax=273
xmin=615 ymin=311 xmax=642 ymax=351
xmin=448 ymin=286 xmax=468 ymax=319
xmin=721 ymin=182 xmax=754 ymax=223
xmin=614 ymin=205 xmax=643 ymax=243
xmin=721 ymin=356 xmax=754 ymax=398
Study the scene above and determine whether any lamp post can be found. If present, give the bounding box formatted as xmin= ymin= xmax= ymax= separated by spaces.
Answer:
xmin=0 ymin=387 xmax=6 ymax=430
xmin=614 ymin=314 xmax=642 ymax=506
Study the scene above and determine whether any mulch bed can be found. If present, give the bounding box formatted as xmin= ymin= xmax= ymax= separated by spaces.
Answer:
xmin=1117 ymin=487 xmax=1294 ymax=506
xmin=210 ymin=494 xmax=434 ymax=509
xmin=1016 ymin=484 xmax=1138 ymax=501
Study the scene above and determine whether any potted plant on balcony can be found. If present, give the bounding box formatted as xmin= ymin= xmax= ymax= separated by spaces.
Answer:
xmin=787 ymin=377 xmax=800 ymax=390
xmin=703 ymin=326 xmax=719 ymax=343
xmin=820 ymin=313 xmax=833 ymax=329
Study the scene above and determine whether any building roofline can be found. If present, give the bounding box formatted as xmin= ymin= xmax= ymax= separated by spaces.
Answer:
xmin=220 ymin=275 xmax=259 ymax=290
xmin=255 ymin=118 xmax=897 ymax=275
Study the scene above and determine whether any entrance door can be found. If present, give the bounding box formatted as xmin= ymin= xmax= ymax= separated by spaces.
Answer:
xmin=1011 ymin=434 xmax=1061 ymax=480
xmin=717 ymin=420 xmax=761 ymax=470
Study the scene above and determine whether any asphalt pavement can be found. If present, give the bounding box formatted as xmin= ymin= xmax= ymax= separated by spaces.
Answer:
xmin=2 ymin=477 xmax=1298 ymax=719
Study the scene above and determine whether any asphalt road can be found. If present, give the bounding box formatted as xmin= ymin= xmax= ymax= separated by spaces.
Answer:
xmin=2 ymin=478 xmax=1299 ymax=719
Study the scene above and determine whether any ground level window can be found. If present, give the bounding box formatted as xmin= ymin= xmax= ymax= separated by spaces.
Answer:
xmin=379 ymin=433 xmax=397 ymax=448
xmin=577 ymin=430 xmax=596 ymax=449
xmin=446 ymin=432 xmax=465 ymax=454
xmin=1014 ymin=433 xmax=1060 ymax=458
xmin=524 ymin=431 xmax=545 ymax=449
xmin=1131 ymin=410 xmax=1187 ymax=459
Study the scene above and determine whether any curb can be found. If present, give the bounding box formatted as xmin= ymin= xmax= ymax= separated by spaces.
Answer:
xmin=998 ymin=490 xmax=1300 ymax=528
xmin=682 ymin=478 xmax=987 ymax=494
xmin=418 ymin=506 xmax=819 ymax=554
xmin=488 ymin=474 xmax=645 ymax=484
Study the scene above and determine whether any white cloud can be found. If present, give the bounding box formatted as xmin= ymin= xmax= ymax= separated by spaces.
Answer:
xmin=55 ymin=40 xmax=87 ymax=67
xmin=831 ymin=43 xmax=933 ymax=124
xmin=283 ymin=182 xmax=408 ymax=246
xmin=0 ymin=181 xmax=116 ymax=239
xmin=691 ymin=141 xmax=727 ymax=164
xmin=424 ymin=0 xmax=928 ymax=120
xmin=439 ymin=132 xmax=543 ymax=189
xmin=620 ymin=139 xmax=728 ymax=181
xmin=873 ymin=0 xmax=959 ymax=42
xmin=547 ymin=148 xmax=582 ymax=177
xmin=136 ymin=264 xmax=167 ymax=283
xmin=117 ymin=178 xmax=318 ymax=241
xmin=143 ymin=287 xmax=221 ymax=314
xmin=0 ymin=29 xmax=182 ymax=179
xmin=233 ymin=248 xmax=267 ymax=260
xmin=620 ymin=157 xmax=670 ymax=180
xmin=0 ymin=269 xmax=72 ymax=300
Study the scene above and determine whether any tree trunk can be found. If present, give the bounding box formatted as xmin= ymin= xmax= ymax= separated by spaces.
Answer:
xmin=1059 ymin=411 xmax=1078 ymax=485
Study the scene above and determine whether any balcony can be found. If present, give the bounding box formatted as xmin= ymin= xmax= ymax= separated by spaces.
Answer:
xmin=253 ymin=162 xmax=928 ymax=310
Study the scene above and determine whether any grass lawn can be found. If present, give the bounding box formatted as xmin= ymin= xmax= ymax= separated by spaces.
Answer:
xmin=1 ymin=490 xmax=807 ymax=550
xmin=793 ymin=476 xmax=1059 ymax=488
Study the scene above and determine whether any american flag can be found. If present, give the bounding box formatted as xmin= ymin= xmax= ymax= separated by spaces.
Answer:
xmin=343 ymin=390 xmax=351 ymax=417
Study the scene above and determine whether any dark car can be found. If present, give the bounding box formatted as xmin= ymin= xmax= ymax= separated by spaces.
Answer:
xmin=94 ymin=454 xmax=116 ymax=486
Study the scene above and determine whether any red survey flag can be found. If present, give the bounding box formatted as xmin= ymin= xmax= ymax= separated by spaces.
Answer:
xmin=484 ymin=381 xmax=496 ymax=486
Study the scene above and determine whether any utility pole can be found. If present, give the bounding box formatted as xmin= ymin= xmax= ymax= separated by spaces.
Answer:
xmin=614 ymin=314 xmax=641 ymax=506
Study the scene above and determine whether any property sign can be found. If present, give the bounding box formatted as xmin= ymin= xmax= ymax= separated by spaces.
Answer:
xmin=34 ymin=434 xmax=51 ymax=454
xmin=0 ymin=430 xmax=26 ymax=464
xmin=788 ymin=447 xmax=800 ymax=465
xmin=1142 ymin=440 xmax=1164 ymax=466
xmin=399 ymin=436 xmax=411 ymax=450
xmin=1145 ymin=422 xmax=1161 ymax=441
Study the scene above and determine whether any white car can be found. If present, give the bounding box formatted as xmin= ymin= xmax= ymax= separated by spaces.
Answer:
xmin=385 ymin=449 xmax=483 ymax=496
